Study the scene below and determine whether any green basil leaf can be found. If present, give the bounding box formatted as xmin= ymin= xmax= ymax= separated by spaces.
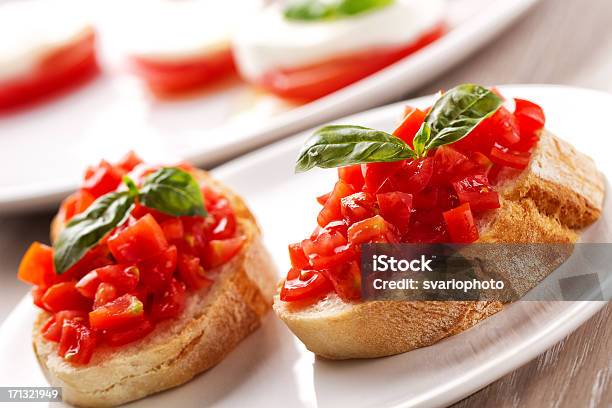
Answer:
xmin=54 ymin=192 xmax=134 ymax=274
xmin=422 ymin=84 xmax=503 ymax=152
xmin=138 ymin=167 xmax=207 ymax=217
xmin=295 ymin=125 xmax=414 ymax=172
xmin=412 ymin=122 xmax=431 ymax=158
xmin=284 ymin=0 xmax=393 ymax=22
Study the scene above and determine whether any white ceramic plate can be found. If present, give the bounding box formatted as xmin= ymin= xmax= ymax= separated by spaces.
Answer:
xmin=0 ymin=85 xmax=609 ymax=407
xmin=0 ymin=0 xmax=540 ymax=214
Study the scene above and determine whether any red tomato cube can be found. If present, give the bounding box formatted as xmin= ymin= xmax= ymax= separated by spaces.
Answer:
xmin=108 ymin=214 xmax=169 ymax=263
xmin=442 ymin=203 xmax=479 ymax=243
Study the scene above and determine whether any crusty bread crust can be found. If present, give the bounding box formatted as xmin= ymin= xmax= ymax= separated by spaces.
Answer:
xmin=36 ymin=170 xmax=277 ymax=407
xmin=274 ymin=131 xmax=604 ymax=360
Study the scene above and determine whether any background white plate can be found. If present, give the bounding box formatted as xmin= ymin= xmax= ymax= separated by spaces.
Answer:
xmin=0 ymin=0 xmax=540 ymax=214
xmin=0 ymin=85 xmax=609 ymax=407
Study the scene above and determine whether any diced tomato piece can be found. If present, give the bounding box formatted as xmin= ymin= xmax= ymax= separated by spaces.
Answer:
xmin=75 ymin=271 xmax=101 ymax=298
xmin=340 ymin=192 xmax=377 ymax=224
xmin=338 ymin=165 xmax=364 ymax=190
xmin=31 ymin=286 xmax=48 ymax=310
xmin=130 ymin=203 xmax=171 ymax=224
xmin=104 ymin=319 xmax=155 ymax=347
xmin=432 ymin=146 xmax=480 ymax=182
xmin=42 ymin=282 xmax=92 ymax=313
xmin=315 ymin=220 xmax=349 ymax=238
xmin=95 ymin=264 xmax=140 ymax=293
xmin=514 ymin=98 xmax=545 ymax=135
xmin=280 ymin=269 xmax=333 ymax=302
xmin=140 ymin=245 xmax=178 ymax=292
xmin=151 ymin=278 xmax=186 ymax=322
xmin=443 ymin=203 xmax=479 ymax=243
xmin=59 ymin=190 xmax=95 ymax=223
xmin=116 ymin=151 xmax=143 ymax=173
xmin=108 ymin=214 xmax=169 ymax=263
xmin=41 ymin=311 xmax=87 ymax=342
xmin=288 ymin=243 xmax=310 ymax=269
xmin=61 ymin=245 xmax=113 ymax=282
xmin=455 ymin=106 xmax=518 ymax=152
xmin=203 ymin=236 xmax=247 ymax=269
xmin=323 ymin=261 xmax=361 ymax=302
xmin=468 ymin=151 xmax=494 ymax=173
xmin=316 ymin=192 xmax=331 ymax=206
xmin=93 ymin=282 xmax=118 ymax=309
xmin=160 ymin=218 xmax=184 ymax=242
xmin=347 ymin=215 xmax=398 ymax=245
xmin=377 ymin=192 xmax=413 ymax=232
xmin=82 ymin=160 xmax=123 ymax=198
xmin=58 ymin=319 xmax=96 ymax=365
xmin=388 ymin=157 xmax=433 ymax=193
xmin=17 ymin=242 xmax=56 ymax=287
xmin=412 ymin=185 xmax=440 ymax=210
xmin=393 ymin=107 xmax=426 ymax=145
xmin=490 ymin=143 xmax=531 ymax=169
xmin=177 ymin=253 xmax=213 ymax=290
xmin=452 ymin=175 xmax=500 ymax=211
xmin=317 ymin=180 xmax=356 ymax=227
xmin=180 ymin=216 xmax=208 ymax=256
xmin=206 ymin=199 xmax=237 ymax=240
xmin=302 ymin=230 xmax=355 ymax=269
xmin=361 ymin=162 xmax=402 ymax=193
xmin=405 ymin=209 xmax=449 ymax=243
xmin=89 ymin=294 xmax=144 ymax=331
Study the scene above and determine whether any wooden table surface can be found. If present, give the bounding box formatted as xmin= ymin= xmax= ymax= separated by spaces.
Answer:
xmin=0 ymin=0 xmax=610 ymax=406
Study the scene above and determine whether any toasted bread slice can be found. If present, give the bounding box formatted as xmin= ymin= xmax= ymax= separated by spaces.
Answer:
xmin=274 ymin=131 xmax=605 ymax=359
xmin=35 ymin=170 xmax=277 ymax=407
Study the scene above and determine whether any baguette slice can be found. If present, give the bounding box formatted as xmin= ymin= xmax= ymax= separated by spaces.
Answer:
xmin=34 ymin=170 xmax=277 ymax=407
xmin=274 ymin=131 xmax=605 ymax=359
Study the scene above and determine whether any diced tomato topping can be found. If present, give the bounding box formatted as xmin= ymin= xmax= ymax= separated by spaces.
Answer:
xmin=104 ymin=319 xmax=155 ymax=347
xmin=281 ymin=93 xmax=546 ymax=303
xmin=338 ymin=165 xmax=365 ymax=190
xmin=58 ymin=190 xmax=95 ymax=223
xmin=41 ymin=311 xmax=87 ymax=342
xmin=323 ymin=261 xmax=362 ymax=302
xmin=177 ymin=253 xmax=213 ymax=290
xmin=361 ymin=161 xmax=402 ymax=193
xmin=18 ymin=156 xmax=244 ymax=364
xmin=160 ymin=218 xmax=184 ymax=242
xmin=316 ymin=192 xmax=331 ymax=206
xmin=116 ymin=151 xmax=143 ymax=173
xmin=89 ymin=294 xmax=144 ymax=331
xmin=452 ymin=175 xmax=500 ymax=211
xmin=93 ymin=282 xmax=118 ymax=309
xmin=151 ymin=279 xmax=186 ymax=321
xmin=203 ymin=236 xmax=246 ymax=269
xmin=139 ymin=245 xmax=178 ymax=292
xmin=340 ymin=192 xmax=377 ymax=224
xmin=279 ymin=269 xmax=333 ymax=302
xmin=82 ymin=160 xmax=124 ymax=198
xmin=317 ymin=180 xmax=356 ymax=227
xmin=18 ymin=242 xmax=56 ymax=287
xmin=42 ymin=282 xmax=92 ymax=313
xmin=108 ymin=214 xmax=169 ymax=263
xmin=514 ymin=98 xmax=545 ymax=136
xmin=377 ymin=192 xmax=413 ymax=232
xmin=393 ymin=106 xmax=426 ymax=145
xmin=58 ymin=319 xmax=96 ymax=365
xmin=288 ymin=243 xmax=310 ymax=270
xmin=387 ymin=157 xmax=433 ymax=193
xmin=490 ymin=143 xmax=531 ymax=169
xmin=347 ymin=215 xmax=398 ymax=245
xmin=443 ymin=203 xmax=479 ymax=243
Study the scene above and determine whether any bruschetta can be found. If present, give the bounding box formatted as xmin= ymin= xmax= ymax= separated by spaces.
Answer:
xmin=233 ymin=0 xmax=446 ymax=101
xmin=18 ymin=153 xmax=277 ymax=407
xmin=273 ymin=84 xmax=604 ymax=359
